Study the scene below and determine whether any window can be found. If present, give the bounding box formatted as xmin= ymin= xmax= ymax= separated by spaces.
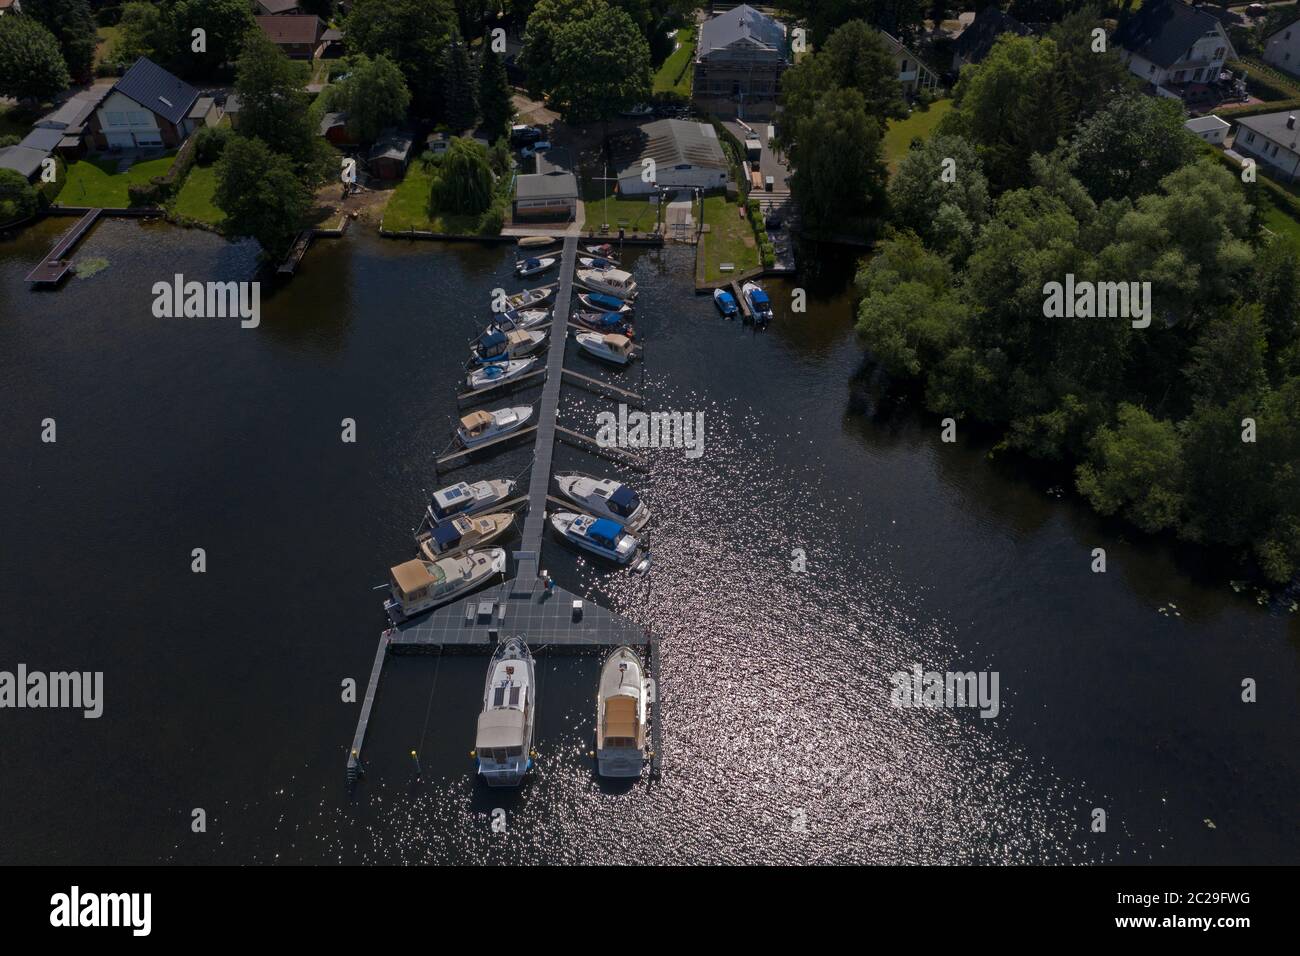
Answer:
xmin=1149 ymin=64 xmax=1156 ymax=75
xmin=1214 ymin=47 xmax=1225 ymax=59
xmin=1246 ymin=131 xmax=1255 ymax=143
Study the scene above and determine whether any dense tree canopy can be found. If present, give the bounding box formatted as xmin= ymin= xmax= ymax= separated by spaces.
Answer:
xmin=233 ymin=30 xmax=321 ymax=173
xmin=0 ymin=13 xmax=70 ymax=102
xmin=26 ymin=0 xmax=97 ymax=85
xmin=322 ymin=54 xmax=411 ymax=144
xmin=343 ymin=0 xmax=458 ymax=117
xmin=431 ymin=136 xmax=495 ymax=214
xmin=888 ymin=133 xmax=990 ymax=261
xmin=442 ymin=31 xmax=478 ymax=132
xmin=477 ymin=45 xmax=514 ymax=141
xmin=214 ymin=136 xmax=311 ymax=258
xmin=116 ymin=0 xmax=254 ymax=78
xmin=1067 ymin=94 xmax=1197 ymax=204
xmin=0 ymin=168 xmax=39 ymax=224
xmin=522 ymin=0 xmax=650 ymax=121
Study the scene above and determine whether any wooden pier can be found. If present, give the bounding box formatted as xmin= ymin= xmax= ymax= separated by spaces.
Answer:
xmin=455 ymin=368 xmax=547 ymax=407
xmin=346 ymin=233 xmax=663 ymax=784
xmin=561 ymin=367 xmax=646 ymax=406
xmin=26 ymin=208 xmax=102 ymax=285
xmin=730 ymin=278 xmax=752 ymax=322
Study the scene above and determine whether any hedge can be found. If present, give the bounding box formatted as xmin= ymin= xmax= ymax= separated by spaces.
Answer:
xmin=128 ymin=135 xmax=198 ymax=207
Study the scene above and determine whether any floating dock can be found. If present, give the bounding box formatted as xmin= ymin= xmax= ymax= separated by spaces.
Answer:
xmin=26 ymin=208 xmax=102 ymax=285
xmin=346 ymin=234 xmax=661 ymax=784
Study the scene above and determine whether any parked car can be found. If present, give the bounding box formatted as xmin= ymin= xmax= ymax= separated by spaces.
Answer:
xmin=510 ymin=125 xmax=543 ymax=147
xmin=620 ymin=103 xmax=654 ymax=117
xmin=520 ymin=141 xmax=551 ymax=159
xmin=1247 ymin=2 xmax=1266 ymax=15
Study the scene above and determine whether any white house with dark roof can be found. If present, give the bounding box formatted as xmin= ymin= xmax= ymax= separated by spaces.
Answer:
xmin=88 ymin=57 xmax=201 ymax=150
xmin=1262 ymin=17 xmax=1300 ymax=77
xmin=1114 ymin=0 xmax=1235 ymax=92
xmin=692 ymin=4 xmax=789 ymax=119
xmin=1232 ymin=110 xmax=1300 ymax=181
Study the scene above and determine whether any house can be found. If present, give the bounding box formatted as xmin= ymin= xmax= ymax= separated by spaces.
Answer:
xmin=513 ymin=171 xmax=579 ymax=221
xmin=1262 ymin=17 xmax=1300 ymax=77
xmin=89 ymin=57 xmax=201 ymax=150
xmin=879 ymin=30 xmax=941 ymax=98
xmin=255 ymin=14 xmax=324 ymax=59
xmin=34 ymin=86 xmax=109 ymax=159
xmin=1231 ymin=110 xmax=1300 ymax=180
xmin=0 ymin=0 xmax=22 ymax=15
xmin=1114 ymin=0 xmax=1235 ymax=92
xmin=952 ymin=7 xmax=1031 ymax=72
xmin=692 ymin=4 xmax=789 ymax=120
xmin=320 ymin=111 xmax=356 ymax=147
xmin=611 ymin=119 xmax=729 ymax=197
xmin=255 ymin=0 xmax=300 ymax=13
xmin=0 ymin=145 xmax=47 ymax=181
xmin=367 ymin=128 xmax=414 ymax=179
xmin=1185 ymin=114 xmax=1229 ymax=144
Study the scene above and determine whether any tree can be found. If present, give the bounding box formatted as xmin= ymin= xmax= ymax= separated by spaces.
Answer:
xmin=1049 ymin=6 xmax=1135 ymax=126
xmin=1183 ymin=304 xmax=1269 ymax=407
xmin=324 ymin=54 xmax=411 ymax=144
xmin=0 ymin=14 xmax=71 ymax=103
xmin=26 ymin=0 xmax=98 ymax=85
xmin=477 ymin=45 xmax=514 ymax=141
xmin=784 ymin=0 xmax=926 ymax=47
xmin=343 ymin=0 xmax=457 ymax=117
xmin=1248 ymin=236 xmax=1300 ymax=379
xmin=1076 ymin=403 xmax=1185 ymax=533
xmin=214 ymin=136 xmax=310 ymax=258
xmin=888 ymin=133 xmax=989 ymax=260
xmin=520 ymin=0 xmax=604 ymax=96
xmin=433 ymin=137 xmax=495 ymax=214
xmin=786 ymin=87 xmax=887 ymax=233
xmin=442 ymin=31 xmax=478 ymax=132
xmin=171 ymin=0 xmax=256 ymax=78
xmin=234 ymin=30 xmax=319 ymax=171
xmin=544 ymin=4 xmax=650 ymax=121
xmin=0 ymin=168 xmax=39 ymax=224
xmin=117 ymin=0 xmax=180 ymax=66
xmin=1068 ymin=93 xmax=1197 ymax=203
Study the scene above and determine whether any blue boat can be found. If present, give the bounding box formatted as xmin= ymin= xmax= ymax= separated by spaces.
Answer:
xmin=742 ymin=281 xmax=774 ymax=325
xmin=713 ymin=288 xmax=738 ymax=319
xmin=579 ymin=292 xmax=632 ymax=314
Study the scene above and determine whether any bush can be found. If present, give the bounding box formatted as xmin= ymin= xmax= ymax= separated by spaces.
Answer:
xmin=477 ymin=197 xmax=506 ymax=235
xmin=0 ymin=167 xmax=38 ymax=224
xmin=192 ymin=126 xmax=233 ymax=166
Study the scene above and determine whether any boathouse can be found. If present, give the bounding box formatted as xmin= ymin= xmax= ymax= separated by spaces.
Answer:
xmin=513 ymin=171 xmax=579 ymax=222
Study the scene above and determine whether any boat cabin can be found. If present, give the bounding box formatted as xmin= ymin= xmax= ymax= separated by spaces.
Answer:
xmin=586 ymin=517 xmax=624 ymax=550
xmin=421 ymin=514 xmax=488 ymax=558
xmin=476 ymin=328 xmax=534 ymax=360
xmin=601 ymin=695 xmax=641 ymax=750
xmin=390 ymin=558 xmax=443 ymax=606
xmin=460 ymin=410 xmax=495 ymax=440
xmin=598 ymin=270 xmax=637 ymax=297
xmin=603 ymin=484 xmax=641 ymax=519
xmin=602 ymin=333 xmax=633 ymax=358
xmin=431 ymin=482 xmax=477 ymax=520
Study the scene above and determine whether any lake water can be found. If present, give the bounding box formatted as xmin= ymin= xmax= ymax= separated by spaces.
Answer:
xmin=1 ymin=218 xmax=1296 ymax=864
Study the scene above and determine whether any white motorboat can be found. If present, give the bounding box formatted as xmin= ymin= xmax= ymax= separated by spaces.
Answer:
xmin=577 ymin=256 xmax=619 ymax=271
xmin=517 ymin=235 xmax=555 ymax=249
xmin=577 ymin=292 xmax=632 ymax=315
xmin=457 ymin=405 xmax=534 ymax=447
xmin=466 ymin=357 xmax=538 ymax=389
xmin=471 ymin=327 xmax=547 ymax=364
xmin=385 ymin=548 xmax=507 ymax=623
xmin=576 ymin=268 xmax=637 ymax=300
xmin=575 ymin=331 xmax=635 ymax=366
xmin=515 ymin=256 xmax=557 ymax=277
xmin=495 ymin=307 xmax=550 ymax=331
xmin=427 ymin=478 xmax=516 ymax=523
xmin=417 ymin=511 xmax=514 ymax=560
xmin=503 ymin=285 xmax=556 ymax=310
xmin=596 ymin=645 xmax=648 ymax=778
xmin=583 ymin=243 xmax=618 ymax=258
xmin=742 ymin=281 xmax=773 ymax=325
xmin=475 ymin=636 xmax=536 ymax=787
xmin=550 ymin=511 xmax=639 ymax=564
xmin=554 ymin=474 xmax=649 ymax=531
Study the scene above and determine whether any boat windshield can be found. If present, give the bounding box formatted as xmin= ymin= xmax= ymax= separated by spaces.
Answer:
xmin=608 ymin=485 xmax=639 ymax=516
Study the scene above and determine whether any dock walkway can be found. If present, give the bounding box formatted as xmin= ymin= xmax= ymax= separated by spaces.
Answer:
xmin=26 ymin=208 xmax=102 ymax=285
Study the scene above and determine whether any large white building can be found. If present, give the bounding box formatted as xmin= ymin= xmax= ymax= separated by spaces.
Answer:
xmin=1232 ymin=110 xmax=1300 ymax=181
xmin=1262 ymin=17 xmax=1300 ymax=77
xmin=1114 ymin=0 xmax=1235 ymax=91
xmin=612 ymin=120 xmax=730 ymax=197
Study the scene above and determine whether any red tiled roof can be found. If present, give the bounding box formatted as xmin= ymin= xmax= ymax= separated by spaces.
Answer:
xmin=255 ymin=15 xmax=323 ymax=46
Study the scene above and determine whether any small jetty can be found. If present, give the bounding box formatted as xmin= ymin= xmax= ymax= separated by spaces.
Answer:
xmin=277 ymin=229 xmax=316 ymax=275
xmin=26 ymin=208 xmax=102 ymax=285
xmin=729 ymin=278 xmax=752 ymax=322
xmin=347 ymin=234 xmax=662 ymax=785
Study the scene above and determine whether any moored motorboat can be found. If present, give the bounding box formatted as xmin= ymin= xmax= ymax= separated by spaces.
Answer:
xmin=495 ymin=307 xmax=550 ymax=331
xmin=549 ymin=511 xmax=639 ymax=564
xmin=517 ymin=235 xmax=555 ymax=249
xmin=384 ymin=548 xmax=507 ymax=624
xmin=503 ymin=284 xmax=556 ymax=310
xmin=577 ymin=292 xmax=632 ymax=315
xmin=576 ymin=268 xmax=637 ymax=300
xmin=554 ymin=474 xmax=650 ymax=531
xmin=471 ymin=327 xmax=547 ymax=364
xmin=583 ymin=243 xmax=618 ymax=258
xmin=742 ymin=281 xmax=773 ymax=325
xmin=466 ymin=357 xmax=538 ymax=389
xmin=427 ymin=478 xmax=516 ymax=524
xmin=474 ymin=636 xmax=536 ymax=787
xmin=417 ymin=511 xmax=514 ymax=560
xmin=457 ymin=405 xmax=534 ymax=447
xmin=713 ymin=288 xmax=739 ymax=319
xmin=577 ymin=256 xmax=619 ymax=271
xmin=595 ymin=645 xmax=648 ymax=778
xmin=575 ymin=331 xmax=635 ymax=366
xmin=571 ymin=310 xmax=634 ymax=335
xmin=515 ymin=256 xmax=557 ymax=277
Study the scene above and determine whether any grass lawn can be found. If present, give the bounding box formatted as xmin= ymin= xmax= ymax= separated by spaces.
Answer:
xmin=95 ymin=25 xmax=121 ymax=69
xmin=698 ymin=194 xmax=760 ymax=284
xmin=171 ymin=164 xmax=224 ymax=226
xmin=59 ymin=152 xmax=176 ymax=208
xmin=1263 ymin=195 xmax=1300 ymax=244
xmin=579 ymin=180 xmax=659 ymax=233
xmin=653 ymin=26 xmax=695 ymax=96
xmin=383 ymin=162 xmax=482 ymax=233
xmin=883 ymin=99 xmax=953 ymax=174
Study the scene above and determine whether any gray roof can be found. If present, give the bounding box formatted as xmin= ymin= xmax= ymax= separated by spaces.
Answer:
xmin=369 ymin=128 xmax=415 ymax=162
xmin=611 ymin=119 xmax=727 ymax=180
xmin=36 ymin=96 xmax=99 ymax=130
xmin=223 ymin=93 xmax=241 ymax=113
xmin=1184 ymin=114 xmax=1229 ymax=132
xmin=188 ymin=96 xmax=215 ymax=120
xmin=1235 ymin=110 xmax=1300 ymax=152
xmin=0 ymin=145 xmax=48 ymax=179
xmin=113 ymin=57 xmax=200 ymax=126
xmin=1114 ymin=0 xmax=1230 ymax=69
xmin=516 ymin=171 xmax=578 ymax=201
xmin=257 ymin=0 xmax=300 ymax=12
xmin=20 ymin=127 xmax=63 ymax=151
xmin=698 ymin=3 xmax=785 ymax=55
xmin=319 ymin=110 xmax=348 ymax=134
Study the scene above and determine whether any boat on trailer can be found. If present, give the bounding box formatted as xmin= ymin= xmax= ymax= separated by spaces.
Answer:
xmin=554 ymin=474 xmax=650 ymax=531
xmin=474 ymin=636 xmax=536 ymax=787
xmin=595 ymin=645 xmax=648 ymax=778
xmin=384 ymin=548 xmax=507 ymax=624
